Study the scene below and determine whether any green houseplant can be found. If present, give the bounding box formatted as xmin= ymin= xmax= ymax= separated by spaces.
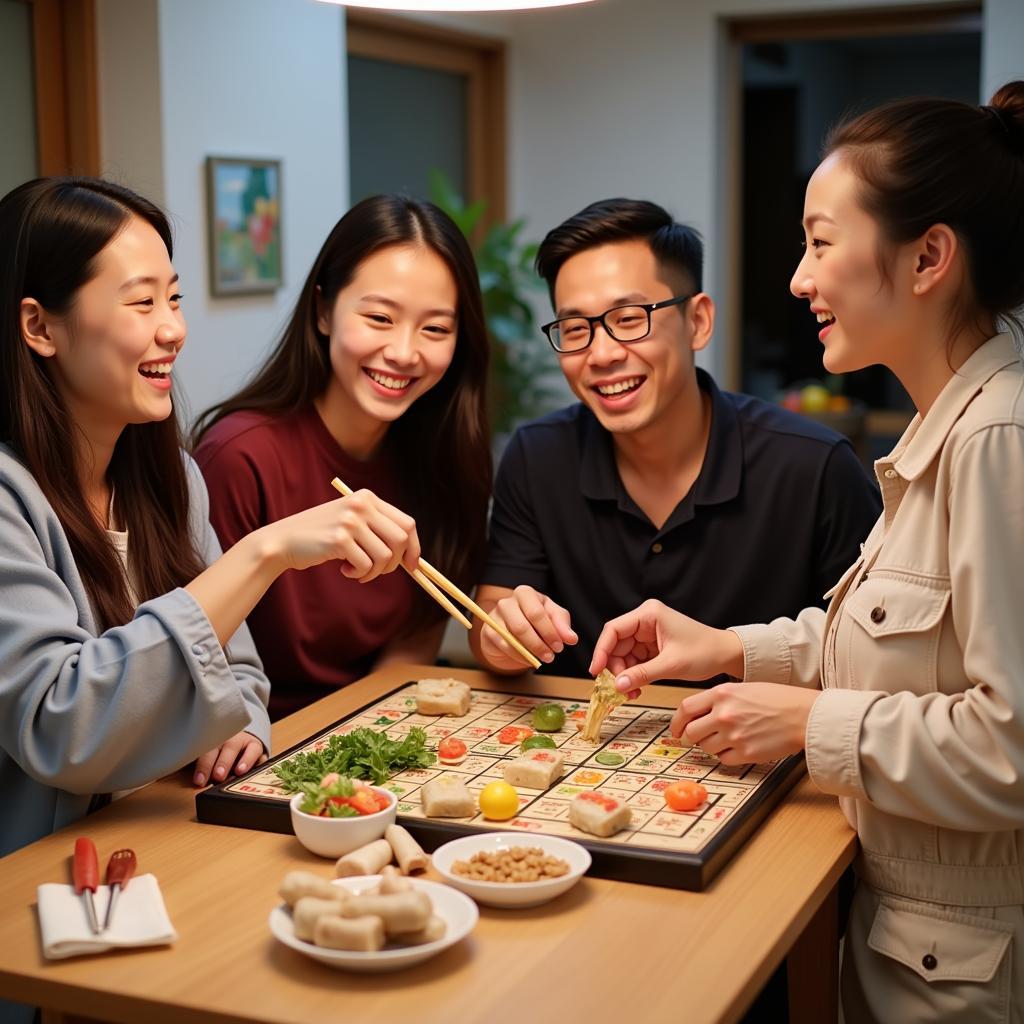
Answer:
xmin=429 ymin=171 xmax=561 ymax=437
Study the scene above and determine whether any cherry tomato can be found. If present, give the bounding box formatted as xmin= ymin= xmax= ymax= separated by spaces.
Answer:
xmin=664 ymin=780 xmax=708 ymax=812
xmin=438 ymin=737 xmax=468 ymax=761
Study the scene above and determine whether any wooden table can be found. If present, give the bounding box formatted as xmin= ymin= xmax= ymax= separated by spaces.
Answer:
xmin=0 ymin=666 xmax=856 ymax=1024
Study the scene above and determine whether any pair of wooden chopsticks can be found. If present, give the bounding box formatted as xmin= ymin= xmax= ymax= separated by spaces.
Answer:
xmin=331 ymin=478 xmax=541 ymax=669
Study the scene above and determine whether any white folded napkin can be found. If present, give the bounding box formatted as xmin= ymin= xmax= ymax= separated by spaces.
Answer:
xmin=37 ymin=873 xmax=177 ymax=959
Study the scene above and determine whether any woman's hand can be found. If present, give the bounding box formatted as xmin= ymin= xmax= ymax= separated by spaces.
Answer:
xmin=589 ymin=599 xmax=745 ymax=692
xmin=671 ymin=682 xmax=818 ymax=765
xmin=265 ymin=489 xmax=421 ymax=581
xmin=193 ymin=731 xmax=266 ymax=787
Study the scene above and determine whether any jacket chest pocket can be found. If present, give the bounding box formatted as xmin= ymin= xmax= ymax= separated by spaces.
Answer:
xmin=840 ymin=576 xmax=951 ymax=693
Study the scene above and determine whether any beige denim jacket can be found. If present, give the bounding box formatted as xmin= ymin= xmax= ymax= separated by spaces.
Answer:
xmin=733 ymin=334 xmax=1024 ymax=910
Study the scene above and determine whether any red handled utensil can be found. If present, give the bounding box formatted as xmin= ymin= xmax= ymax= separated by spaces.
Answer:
xmin=102 ymin=848 xmax=137 ymax=931
xmin=72 ymin=837 xmax=100 ymax=934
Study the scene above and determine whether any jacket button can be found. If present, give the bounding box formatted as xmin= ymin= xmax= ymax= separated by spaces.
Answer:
xmin=651 ymin=543 xmax=663 ymax=554
xmin=922 ymin=953 xmax=937 ymax=970
xmin=884 ymin=468 xmax=898 ymax=479
xmin=870 ymin=606 xmax=886 ymax=623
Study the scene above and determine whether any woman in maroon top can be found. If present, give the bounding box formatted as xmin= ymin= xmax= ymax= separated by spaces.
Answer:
xmin=194 ymin=195 xmax=491 ymax=719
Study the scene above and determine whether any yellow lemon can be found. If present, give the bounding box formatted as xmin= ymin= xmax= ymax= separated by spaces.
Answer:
xmin=478 ymin=781 xmax=519 ymax=821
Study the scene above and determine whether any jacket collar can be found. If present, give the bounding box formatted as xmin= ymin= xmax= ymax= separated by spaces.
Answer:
xmin=888 ymin=334 xmax=1020 ymax=482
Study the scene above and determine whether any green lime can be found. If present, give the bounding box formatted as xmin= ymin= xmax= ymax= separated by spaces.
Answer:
xmin=595 ymin=752 xmax=625 ymax=766
xmin=521 ymin=734 xmax=557 ymax=752
xmin=532 ymin=703 xmax=566 ymax=732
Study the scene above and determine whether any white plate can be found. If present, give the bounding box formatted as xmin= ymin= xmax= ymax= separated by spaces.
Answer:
xmin=431 ymin=832 xmax=591 ymax=908
xmin=268 ymin=875 xmax=477 ymax=972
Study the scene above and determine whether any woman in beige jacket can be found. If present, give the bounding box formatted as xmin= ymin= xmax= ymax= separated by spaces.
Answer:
xmin=591 ymin=83 xmax=1024 ymax=1023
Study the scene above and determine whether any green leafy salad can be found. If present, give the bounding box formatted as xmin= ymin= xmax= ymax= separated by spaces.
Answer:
xmin=273 ymin=726 xmax=436 ymax=790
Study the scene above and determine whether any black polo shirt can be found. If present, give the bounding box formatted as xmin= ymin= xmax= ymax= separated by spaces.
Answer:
xmin=481 ymin=369 xmax=882 ymax=681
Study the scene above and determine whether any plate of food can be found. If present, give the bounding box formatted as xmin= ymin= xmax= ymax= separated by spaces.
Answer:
xmin=269 ymin=872 xmax=477 ymax=972
xmin=431 ymin=832 xmax=591 ymax=908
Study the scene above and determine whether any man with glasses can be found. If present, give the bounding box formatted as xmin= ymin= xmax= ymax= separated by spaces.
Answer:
xmin=469 ymin=198 xmax=880 ymax=681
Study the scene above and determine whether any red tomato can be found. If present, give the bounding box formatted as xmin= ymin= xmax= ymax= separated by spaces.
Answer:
xmin=348 ymin=789 xmax=382 ymax=815
xmin=664 ymin=780 xmax=708 ymax=812
xmin=438 ymin=737 xmax=468 ymax=760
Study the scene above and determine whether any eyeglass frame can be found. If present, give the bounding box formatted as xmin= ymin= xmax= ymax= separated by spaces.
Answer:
xmin=540 ymin=293 xmax=696 ymax=353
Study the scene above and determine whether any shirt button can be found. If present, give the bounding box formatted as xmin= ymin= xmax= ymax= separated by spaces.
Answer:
xmin=922 ymin=954 xmax=937 ymax=970
xmin=884 ymin=469 xmax=897 ymax=479
xmin=651 ymin=543 xmax=663 ymax=554
xmin=870 ymin=606 xmax=886 ymax=623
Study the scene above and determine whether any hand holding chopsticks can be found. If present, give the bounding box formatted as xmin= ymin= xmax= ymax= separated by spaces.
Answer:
xmin=331 ymin=478 xmax=541 ymax=669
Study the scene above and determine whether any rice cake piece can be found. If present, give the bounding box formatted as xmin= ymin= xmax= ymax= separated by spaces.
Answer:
xmin=416 ymin=677 xmax=472 ymax=716
xmin=420 ymin=775 xmax=474 ymax=818
xmin=569 ymin=790 xmax=632 ymax=838
xmin=502 ymin=749 xmax=565 ymax=790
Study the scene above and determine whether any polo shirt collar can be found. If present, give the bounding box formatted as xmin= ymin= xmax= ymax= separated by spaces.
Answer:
xmin=578 ymin=368 xmax=743 ymax=512
xmin=888 ymin=334 xmax=1020 ymax=482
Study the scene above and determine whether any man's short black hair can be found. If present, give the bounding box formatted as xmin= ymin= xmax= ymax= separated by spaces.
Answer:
xmin=535 ymin=198 xmax=704 ymax=304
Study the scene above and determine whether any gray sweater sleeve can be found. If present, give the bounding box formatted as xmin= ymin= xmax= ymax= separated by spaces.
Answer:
xmin=0 ymin=452 xmax=271 ymax=796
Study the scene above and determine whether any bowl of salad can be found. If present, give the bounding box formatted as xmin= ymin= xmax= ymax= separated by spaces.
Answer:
xmin=289 ymin=774 xmax=398 ymax=858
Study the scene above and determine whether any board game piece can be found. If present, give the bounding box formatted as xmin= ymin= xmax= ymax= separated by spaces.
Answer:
xmin=313 ymin=914 xmax=385 ymax=952
xmin=569 ymin=791 xmax=632 ymax=838
xmin=197 ymin=682 xmax=805 ymax=892
xmin=386 ymin=824 xmax=429 ymax=874
xmin=479 ymin=780 xmax=519 ymax=820
xmin=664 ymin=780 xmax=708 ymax=811
xmin=503 ymin=749 xmax=564 ymax=790
xmin=420 ymin=776 xmax=474 ymax=818
xmin=335 ymin=838 xmax=392 ymax=878
xmin=415 ymin=678 xmax=471 ymax=716
xmin=580 ymin=670 xmax=628 ymax=742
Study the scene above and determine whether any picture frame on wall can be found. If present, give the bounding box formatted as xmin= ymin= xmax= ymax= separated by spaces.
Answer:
xmin=205 ymin=156 xmax=282 ymax=296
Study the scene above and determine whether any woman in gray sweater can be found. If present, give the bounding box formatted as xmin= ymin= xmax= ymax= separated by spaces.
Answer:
xmin=0 ymin=177 xmax=424 ymax=857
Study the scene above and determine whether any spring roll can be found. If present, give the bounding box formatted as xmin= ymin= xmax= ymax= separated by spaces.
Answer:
xmin=378 ymin=864 xmax=412 ymax=894
xmin=335 ymin=838 xmax=393 ymax=878
xmin=313 ymin=914 xmax=385 ymax=952
xmin=293 ymin=896 xmax=347 ymax=942
xmin=400 ymin=915 xmax=447 ymax=946
xmin=386 ymin=824 xmax=429 ymax=874
xmin=340 ymin=891 xmax=432 ymax=936
xmin=279 ymin=870 xmax=346 ymax=907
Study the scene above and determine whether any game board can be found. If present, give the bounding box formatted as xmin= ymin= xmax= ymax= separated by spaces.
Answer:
xmin=196 ymin=683 xmax=804 ymax=890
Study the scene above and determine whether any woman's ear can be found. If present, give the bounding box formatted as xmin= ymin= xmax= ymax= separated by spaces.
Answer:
xmin=314 ymin=285 xmax=331 ymax=335
xmin=911 ymin=224 xmax=958 ymax=297
xmin=20 ymin=298 xmax=57 ymax=358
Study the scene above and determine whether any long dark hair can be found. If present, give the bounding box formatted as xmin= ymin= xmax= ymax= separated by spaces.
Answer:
xmin=825 ymin=81 xmax=1024 ymax=344
xmin=0 ymin=177 xmax=205 ymax=631
xmin=193 ymin=194 xmax=491 ymax=633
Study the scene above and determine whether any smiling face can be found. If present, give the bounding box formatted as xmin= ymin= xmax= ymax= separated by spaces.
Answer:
xmin=316 ymin=244 xmax=458 ymax=443
xmin=791 ymin=152 xmax=919 ymax=375
xmin=551 ymin=239 xmax=709 ymax=437
xmin=32 ymin=215 xmax=186 ymax=440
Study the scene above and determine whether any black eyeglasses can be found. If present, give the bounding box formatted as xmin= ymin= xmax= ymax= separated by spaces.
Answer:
xmin=541 ymin=294 xmax=695 ymax=353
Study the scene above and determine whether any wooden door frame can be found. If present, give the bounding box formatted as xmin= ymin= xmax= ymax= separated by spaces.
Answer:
xmin=345 ymin=9 xmax=507 ymax=224
xmin=721 ymin=2 xmax=982 ymax=394
xmin=28 ymin=0 xmax=100 ymax=176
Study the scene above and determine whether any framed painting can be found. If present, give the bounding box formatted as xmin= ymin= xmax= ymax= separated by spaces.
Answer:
xmin=205 ymin=156 xmax=282 ymax=296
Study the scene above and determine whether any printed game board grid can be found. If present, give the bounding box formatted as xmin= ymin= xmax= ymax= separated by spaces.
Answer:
xmin=199 ymin=683 xmax=803 ymax=890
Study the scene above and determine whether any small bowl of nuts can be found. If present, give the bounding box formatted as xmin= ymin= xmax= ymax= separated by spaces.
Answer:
xmin=431 ymin=833 xmax=591 ymax=908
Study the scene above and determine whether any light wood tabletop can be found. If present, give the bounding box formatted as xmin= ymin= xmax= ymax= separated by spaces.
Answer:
xmin=0 ymin=666 xmax=856 ymax=1024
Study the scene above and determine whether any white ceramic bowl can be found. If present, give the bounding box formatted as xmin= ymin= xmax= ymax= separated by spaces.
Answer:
xmin=268 ymin=875 xmax=477 ymax=972
xmin=289 ymin=787 xmax=397 ymax=858
xmin=431 ymin=832 xmax=591 ymax=908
